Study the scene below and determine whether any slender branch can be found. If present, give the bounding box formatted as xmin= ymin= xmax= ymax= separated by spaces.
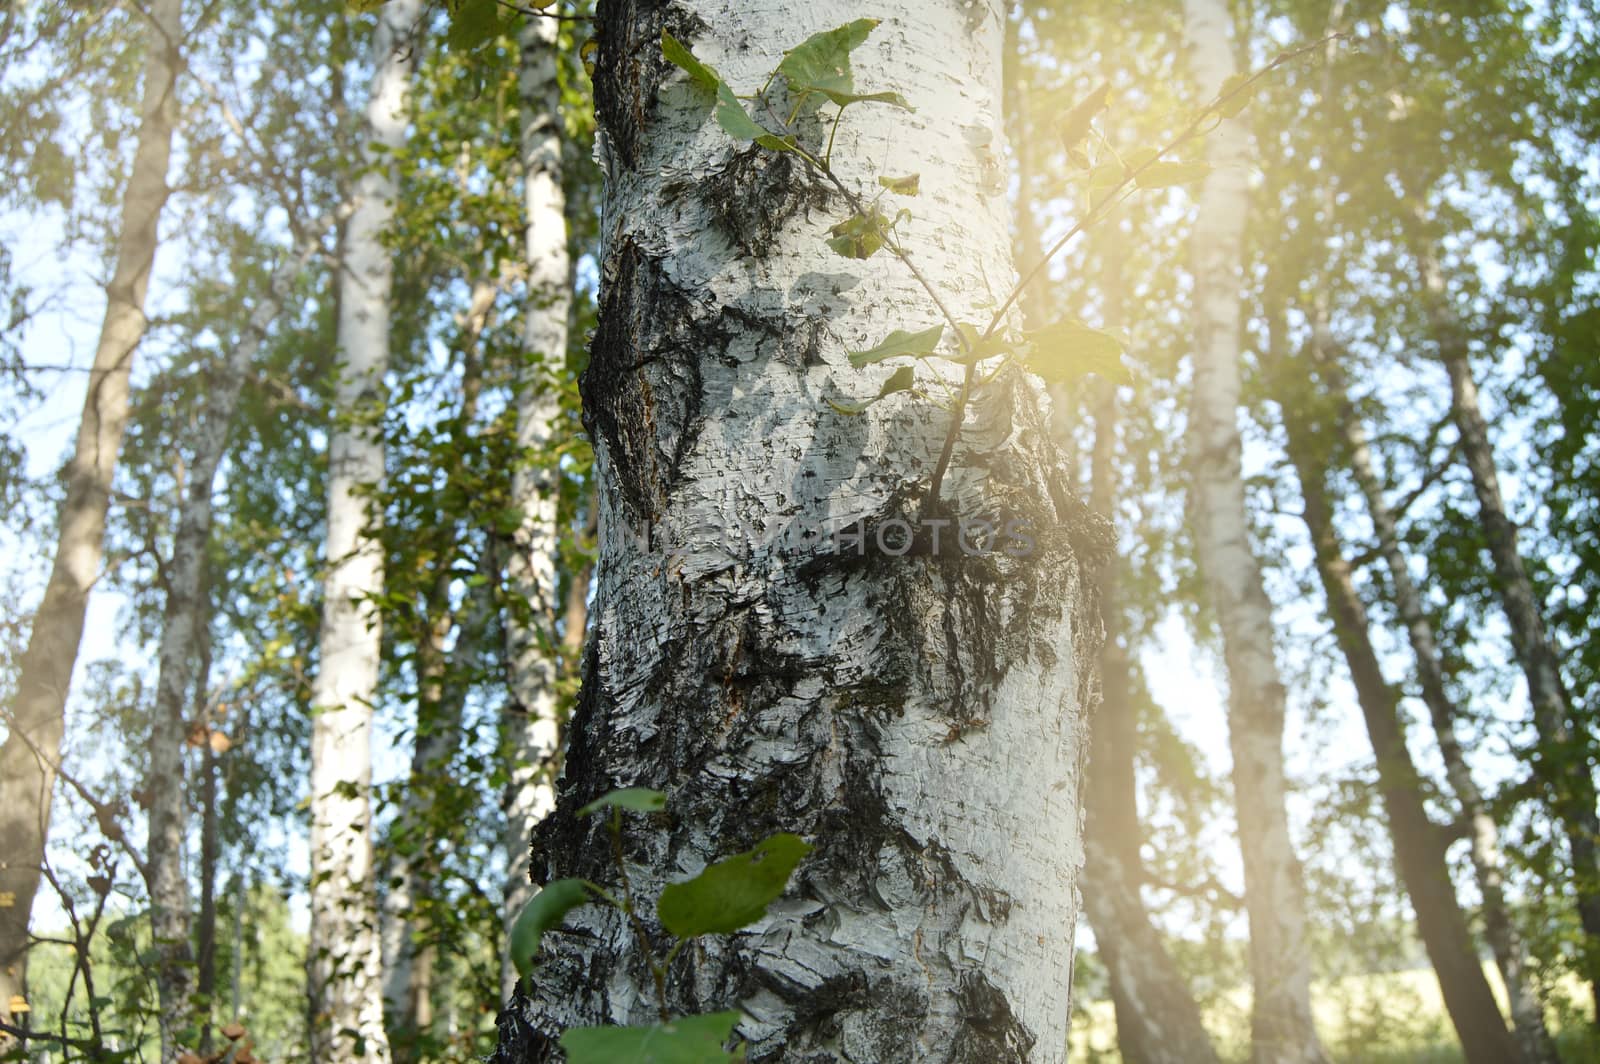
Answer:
xmin=493 ymin=0 xmax=593 ymax=22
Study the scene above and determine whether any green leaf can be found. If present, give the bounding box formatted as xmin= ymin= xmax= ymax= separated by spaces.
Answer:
xmin=826 ymin=209 xmax=889 ymax=259
xmin=1210 ymin=72 xmax=1254 ymax=119
xmin=877 ymin=365 xmax=915 ymax=398
xmin=846 ymin=324 xmax=945 ymax=368
xmin=446 ymin=0 xmax=501 ymax=53
xmin=877 ymin=173 xmax=920 ymax=195
xmin=1135 ymin=161 xmax=1211 ymax=189
xmin=348 ymin=0 xmax=389 ymax=11
xmin=777 ymin=18 xmax=879 ymax=98
xmin=657 ymin=834 xmax=812 ymax=937
xmin=953 ymin=322 xmax=1014 ymax=362
xmin=577 ymin=787 xmax=668 ymax=817
xmin=509 ymin=879 xmax=593 ymax=978
xmin=661 ymin=30 xmax=722 ymax=93
xmin=714 ymin=83 xmax=794 ymax=152
xmin=815 ymin=88 xmax=913 ymax=110
xmin=1059 ymin=82 xmax=1110 ymax=151
xmin=560 ymin=1011 xmax=744 ymax=1063
xmin=1023 ymin=319 xmax=1129 ymax=385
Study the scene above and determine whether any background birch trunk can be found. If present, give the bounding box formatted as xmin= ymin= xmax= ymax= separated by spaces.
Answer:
xmin=307 ymin=3 xmax=421 ymax=1060
xmin=146 ymin=220 xmax=333 ymax=1061
xmin=1414 ymin=235 xmax=1600 ymax=1019
xmin=499 ymin=10 xmax=574 ymax=1003
xmin=496 ymin=2 xmax=1094 ymax=1060
xmin=0 ymin=0 xmax=183 ymax=1030
xmin=1081 ymin=252 xmax=1218 ymax=1064
xmin=1181 ymin=1 xmax=1326 ymax=1060
xmin=1278 ymin=334 xmax=1523 ymax=1064
xmin=1320 ymin=331 xmax=1558 ymax=1063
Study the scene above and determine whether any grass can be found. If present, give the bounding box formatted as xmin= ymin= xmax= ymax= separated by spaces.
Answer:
xmin=1068 ymin=963 xmax=1599 ymax=1063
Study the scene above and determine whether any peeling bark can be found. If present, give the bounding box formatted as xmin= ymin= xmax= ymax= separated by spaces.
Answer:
xmin=0 ymin=0 xmax=184 ymax=1031
xmin=1279 ymin=338 xmax=1523 ymax=1064
xmin=307 ymin=4 xmax=422 ymax=1061
xmin=1181 ymin=1 xmax=1327 ymax=1060
xmin=500 ymin=10 xmax=576 ymax=1002
xmin=496 ymin=3 xmax=1094 ymax=1061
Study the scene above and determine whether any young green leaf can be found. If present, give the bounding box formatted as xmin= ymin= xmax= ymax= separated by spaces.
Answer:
xmin=877 ymin=365 xmax=916 ymax=399
xmin=877 ymin=173 xmax=920 ymax=195
xmin=826 ymin=209 xmax=889 ymax=259
xmin=953 ymin=323 xmax=1015 ymax=362
xmin=814 ymin=88 xmax=913 ymax=110
xmin=657 ymin=833 xmax=812 ymax=938
xmin=776 ymin=18 xmax=879 ymax=98
xmin=577 ymin=787 xmax=668 ymax=817
xmin=1059 ymin=82 xmax=1110 ymax=152
xmin=1024 ymin=320 xmax=1129 ymax=385
xmin=714 ymin=83 xmax=795 ymax=152
xmin=509 ymin=879 xmax=594 ymax=979
xmin=661 ymin=30 xmax=722 ymax=93
xmin=1210 ymin=72 xmax=1254 ymax=119
xmin=846 ymin=324 xmax=945 ymax=368
xmin=1135 ymin=161 xmax=1211 ymax=189
xmin=445 ymin=0 xmax=502 ymax=53
xmin=559 ymin=1011 xmax=744 ymax=1064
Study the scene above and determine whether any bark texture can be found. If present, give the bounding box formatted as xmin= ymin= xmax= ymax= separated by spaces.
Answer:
xmin=1181 ymin=1 xmax=1326 ymax=1060
xmin=0 ymin=0 xmax=183 ymax=1031
xmin=1417 ymin=239 xmax=1600 ymax=1018
xmin=1279 ymin=345 xmax=1523 ymax=1064
xmin=307 ymin=4 xmax=421 ymax=1060
xmin=496 ymin=2 xmax=1097 ymax=1061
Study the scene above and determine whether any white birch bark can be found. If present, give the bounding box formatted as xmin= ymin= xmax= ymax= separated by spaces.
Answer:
xmin=499 ymin=11 xmax=573 ymax=1002
xmin=0 ymin=0 xmax=183 ymax=1032
xmin=496 ymin=3 xmax=1094 ymax=1061
xmin=147 ymin=221 xmax=337 ymax=1061
xmin=1182 ymin=1 xmax=1327 ymax=1060
xmin=308 ymin=4 xmax=421 ymax=1060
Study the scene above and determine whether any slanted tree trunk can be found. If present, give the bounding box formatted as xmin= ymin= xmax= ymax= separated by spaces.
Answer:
xmin=307 ymin=3 xmax=421 ymax=1060
xmin=1181 ymin=2 xmax=1326 ymax=1061
xmin=496 ymin=3 xmax=1095 ymax=1060
xmin=1414 ymin=234 xmax=1600 ymax=1019
xmin=1278 ymin=334 xmax=1524 ymax=1064
xmin=1081 ymin=253 xmax=1218 ymax=1064
xmin=499 ymin=10 xmax=573 ymax=1002
xmin=0 ymin=0 xmax=183 ymax=1030
xmin=1319 ymin=328 xmax=1558 ymax=1064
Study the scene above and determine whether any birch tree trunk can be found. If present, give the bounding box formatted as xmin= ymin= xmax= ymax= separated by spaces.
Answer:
xmin=1278 ymin=340 xmax=1523 ymax=1064
xmin=0 ymin=0 xmax=183 ymax=1030
xmin=146 ymin=220 xmax=334 ymax=1062
xmin=1320 ymin=331 xmax=1557 ymax=1064
xmin=1415 ymin=238 xmax=1600 ymax=1019
xmin=308 ymin=4 xmax=421 ymax=1060
xmin=496 ymin=3 xmax=1095 ymax=1060
xmin=1081 ymin=253 xmax=1217 ymax=1064
xmin=500 ymin=10 xmax=573 ymax=1002
xmin=1181 ymin=2 xmax=1326 ymax=1060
